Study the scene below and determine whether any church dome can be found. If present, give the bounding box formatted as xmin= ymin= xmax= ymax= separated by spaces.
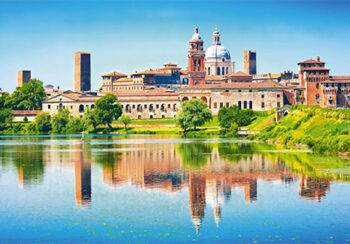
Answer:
xmin=205 ymin=45 xmax=231 ymax=59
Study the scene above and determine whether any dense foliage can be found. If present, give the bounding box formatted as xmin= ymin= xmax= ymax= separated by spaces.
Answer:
xmin=218 ymin=105 xmax=254 ymax=130
xmin=249 ymin=105 xmax=350 ymax=153
xmin=52 ymin=109 xmax=70 ymax=134
xmin=35 ymin=112 xmax=51 ymax=133
xmin=94 ymin=94 xmax=122 ymax=129
xmin=11 ymin=79 xmax=47 ymax=110
xmin=176 ymin=99 xmax=212 ymax=132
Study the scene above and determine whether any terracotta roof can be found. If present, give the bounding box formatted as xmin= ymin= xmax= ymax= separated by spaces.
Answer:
xmin=43 ymin=91 xmax=101 ymax=102
xmin=115 ymin=87 xmax=179 ymax=97
xmin=271 ymin=73 xmax=281 ymax=79
xmin=180 ymin=70 xmax=188 ymax=75
xmin=181 ymin=81 xmax=283 ymax=90
xmin=205 ymin=75 xmax=225 ymax=81
xmin=303 ymin=67 xmax=329 ymax=71
xmin=322 ymin=79 xmax=350 ymax=84
xmin=226 ymin=71 xmax=252 ymax=77
xmin=132 ymin=70 xmax=171 ymax=76
xmin=13 ymin=110 xmax=42 ymax=115
xmin=298 ymin=59 xmax=325 ymax=64
xmin=102 ymin=72 xmax=127 ymax=77
xmin=118 ymin=97 xmax=179 ymax=102
xmin=113 ymin=77 xmax=135 ymax=83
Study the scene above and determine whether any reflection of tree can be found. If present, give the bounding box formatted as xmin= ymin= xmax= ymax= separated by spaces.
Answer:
xmin=177 ymin=143 xmax=213 ymax=169
xmin=217 ymin=143 xmax=254 ymax=163
xmin=12 ymin=143 xmax=45 ymax=187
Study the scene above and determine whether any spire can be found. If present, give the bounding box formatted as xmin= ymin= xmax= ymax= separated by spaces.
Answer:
xmin=191 ymin=26 xmax=202 ymax=40
xmin=213 ymin=25 xmax=220 ymax=45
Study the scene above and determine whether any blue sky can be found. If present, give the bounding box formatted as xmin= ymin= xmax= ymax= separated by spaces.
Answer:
xmin=1 ymin=0 xmax=350 ymax=92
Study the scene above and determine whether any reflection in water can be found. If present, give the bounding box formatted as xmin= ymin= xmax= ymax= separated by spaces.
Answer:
xmin=74 ymin=144 xmax=91 ymax=207
xmin=1 ymin=137 xmax=349 ymax=236
xmin=299 ymin=175 xmax=330 ymax=202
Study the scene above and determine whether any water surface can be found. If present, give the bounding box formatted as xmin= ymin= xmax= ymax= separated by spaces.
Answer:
xmin=0 ymin=135 xmax=350 ymax=243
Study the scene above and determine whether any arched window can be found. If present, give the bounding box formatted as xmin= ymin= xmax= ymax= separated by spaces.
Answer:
xmin=91 ymin=104 xmax=95 ymax=109
xmin=249 ymin=101 xmax=253 ymax=109
xmin=238 ymin=101 xmax=242 ymax=109
xmin=244 ymin=101 xmax=247 ymax=109
xmin=316 ymin=83 xmax=319 ymax=89
xmin=222 ymin=67 xmax=225 ymax=75
xmin=208 ymin=67 xmax=211 ymax=75
xmin=226 ymin=67 xmax=228 ymax=74
xmin=198 ymin=60 xmax=201 ymax=70
xmin=79 ymin=104 xmax=84 ymax=112
xmin=193 ymin=60 xmax=197 ymax=71
xmin=217 ymin=67 xmax=220 ymax=75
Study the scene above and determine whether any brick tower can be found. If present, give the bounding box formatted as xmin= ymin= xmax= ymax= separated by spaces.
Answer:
xmin=17 ymin=70 xmax=31 ymax=87
xmin=243 ymin=50 xmax=256 ymax=75
xmin=298 ymin=57 xmax=329 ymax=106
xmin=74 ymin=51 xmax=91 ymax=92
xmin=187 ymin=26 xmax=206 ymax=86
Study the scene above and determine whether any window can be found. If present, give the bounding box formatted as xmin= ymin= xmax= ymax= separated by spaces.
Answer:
xmin=222 ymin=67 xmax=225 ymax=75
xmin=220 ymin=102 xmax=223 ymax=108
xmin=79 ymin=104 xmax=84 ymax=113
xmin=162 ymin=115 xmax=165 ymax=118
xmin=48 ymin=105 xmax=51 ymax=109
xmin=316 ymin=83 xmax=319 ymax=89
xmin=71 ymin=106 xmax=73 ymax=109
xmin=226 ymin=67 xmax=228 ymax=74
xmin=138 ymin=115 xmax=141 ymax=119
xmin=277 ymin=94 xmax=280 ymax=98
xmin=238 ymin=101 xmax=242 ymax=109
xmin=261 ymin=102 xmax=265 ymax=108
xmin=249 ymin=89 xmax=252 ymax=92
xmin=150 ymin=115 xmax=153 ymax=119
xmin=238 ymin=90 xmax=241 ymax=92
xmin=132 ymin=105 xmax=135 ymax=109
xmin=316 ymin=94 xmax=320 ymax=100
xmin=249 ymin=101 xmax=253 ymax=109
xmin=347 ymin=96 xmax=350 ymax=101
xmin=225 ymin=90 xmax=229 ymax=92
xmin=208 ymin=67 xmax=210 ymax=75
xmin=217 ymin=67 xmax=220 ymax=75
xmin=261 ymin=95 xmax=264 ymax=99
xmin=144 ymin=104 xmax=147 ymax=109
xmin=214 ymin=102 xmax=217 ymax=109
xmin=168 ymin=104 xmax=171 ymax=108
xmin=244 ymin=101 xmax=247 ymax=109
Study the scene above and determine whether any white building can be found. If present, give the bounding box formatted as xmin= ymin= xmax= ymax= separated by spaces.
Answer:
xmin=205 ymin=26 xmax=235 ymax=77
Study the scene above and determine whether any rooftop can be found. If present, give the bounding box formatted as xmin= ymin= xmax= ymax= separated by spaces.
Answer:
xmin=298 ymin=58 xmax=325 ymax=65
xmin=182 ymin=80 xmax=283 ymax=90
xmin=102 ymin=72 xmax=128 ymax=77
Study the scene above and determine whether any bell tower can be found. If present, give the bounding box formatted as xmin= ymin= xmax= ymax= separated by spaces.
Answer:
xmin=187 ymin=26 xmax=206 ymax=86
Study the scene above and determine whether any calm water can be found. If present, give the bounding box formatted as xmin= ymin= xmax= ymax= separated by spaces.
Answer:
xmin=1 ymin=135 xmax=350 ymax=243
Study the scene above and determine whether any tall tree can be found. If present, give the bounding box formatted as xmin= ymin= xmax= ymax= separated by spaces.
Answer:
xmin=52 ymin=109 xmax=70 ymax=134
xmin=82 ymin=108 xmax=98 ymax=131
xmin=94 ymin=94 xmax=122 ymax=129
xmin=35 ymin=112 xmax=51 ymax=133
xmin=12 ymin=79 xmax=47 ymax=110
xmin=0 ymin=92 xmax=12 ymax=109
xmin=0 ymin=108 xmax=13 ymax=129
xmin=176 ymin=99 xmax=212 ymax=131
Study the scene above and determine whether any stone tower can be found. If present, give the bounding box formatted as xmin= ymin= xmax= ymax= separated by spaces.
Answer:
xmin=243 ymin=50 xmax=256 ymax=75
xmin=187 ymin=26 xmax=206 ymax=86
xmin=17 ymin=70 xmax=31 ymax=87
xmin=74 ymin=51 xmax=91 ymax=92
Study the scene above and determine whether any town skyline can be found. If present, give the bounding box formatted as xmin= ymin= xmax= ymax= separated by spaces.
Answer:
xmin=1 ymin=0 xmax=350 ymax=92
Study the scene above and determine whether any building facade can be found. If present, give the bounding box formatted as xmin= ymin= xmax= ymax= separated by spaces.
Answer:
xmin=74 ymin=51 xmax=91 ymax=92
xmin=17 ymin=70 xmax=31 ymax=87
xmin=205 ymin=26 xmax=234 ymax=77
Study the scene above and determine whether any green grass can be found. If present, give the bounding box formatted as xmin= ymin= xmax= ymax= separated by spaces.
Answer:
xmin=114 ymin=118 xmax=176 ymax=124
xmin=244 ymin=114 xmax=275 ymax=131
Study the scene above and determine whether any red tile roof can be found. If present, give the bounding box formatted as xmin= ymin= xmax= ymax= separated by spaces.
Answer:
xmin=181 ymin=81 xmax=283 ymax=90
xmin=115 ymin=87 xmax=179 ymax=97
xmin=298 ymin=59 xmax=325 ymax=64
xmin=13 ymin=110 xmax=42 ymax=115
xmin=226 ymin=71 xmax=252 ymax=77
xmin=102 ymin=72 xmax=127 ymax=77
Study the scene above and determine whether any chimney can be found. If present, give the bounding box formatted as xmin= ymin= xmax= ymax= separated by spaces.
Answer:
xmin=317 ymin=56 xmax=320 ymax=62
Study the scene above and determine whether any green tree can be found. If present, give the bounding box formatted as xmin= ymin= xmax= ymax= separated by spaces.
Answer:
xmin=176 ymin=99 xmax=212 ymax=131
xmin=52 ymin=109 xmax=70 ymax=134
xmin=120 ymin=114 xmax=132 ymax=129
xmin=0 ymin=108 xmax=13 ymax=129
xmin=11 ymin=79 xmax=47 ymax=110
xmin=35 ymin=112 xmax=51 ymax=133
xmin=82 ymin=108 xmax=98 ymax=131
xmin=218 ymin=105 xmax=253 ymax=131
xmin=94 ymin=94 xmax=122 ymax=129
xmin=66 ymin=117 xmax=83 ymax=134
xmin=0 ymin=92 xmax=12 ymax=109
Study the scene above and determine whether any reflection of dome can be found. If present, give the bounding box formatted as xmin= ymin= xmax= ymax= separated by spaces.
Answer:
xmin=192 ymin=26 xmax=201 ymax=40
xmin=191 ymin=217 xmax=202 ymax=234
xmin=206 ymin=45 xmax=231 ymax=59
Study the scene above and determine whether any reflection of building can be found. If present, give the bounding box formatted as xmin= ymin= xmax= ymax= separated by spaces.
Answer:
xmin=75 ymin=149 xmax=91 ymax=206
xmin=17 ymin=70 xmax=31 ymax=87
xmin=189 ymin=173 xmax=206 ymax=233
xmin=299 ymin=175 xmax=330 ymax=202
